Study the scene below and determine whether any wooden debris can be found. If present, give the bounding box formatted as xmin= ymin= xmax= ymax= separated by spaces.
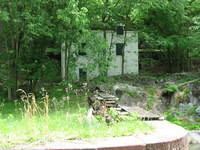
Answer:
xmin=88 ymin=92 xmax=130 ymax=119
xmin=88 ymin=91 xmax=163 ymax=121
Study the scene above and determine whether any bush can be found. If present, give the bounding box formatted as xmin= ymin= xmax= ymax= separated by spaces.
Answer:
xmin=164 ymin=84 xmax=178 ymax=93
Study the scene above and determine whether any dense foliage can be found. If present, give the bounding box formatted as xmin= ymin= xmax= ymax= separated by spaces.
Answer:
xmin=0 ymin=0 xmax=200 ymax=99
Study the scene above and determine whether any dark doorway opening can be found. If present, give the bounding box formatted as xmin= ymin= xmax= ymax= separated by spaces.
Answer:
xmin=79 ymin=68 xmax=87 ymax=81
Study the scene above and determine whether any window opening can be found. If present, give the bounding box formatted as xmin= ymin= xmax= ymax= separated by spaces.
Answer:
xmin=116 ymin=26 xmax=124 ymax=35
xmin=116 ymin=43 xmax=124 ymax=56
xmin=78 ymin=43 xmax=87 ymax=56
xmin=79 ymin=68 xmax=87 ymax=81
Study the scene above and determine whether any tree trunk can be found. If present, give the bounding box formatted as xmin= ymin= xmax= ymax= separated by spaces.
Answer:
xmin=5 ymin=36 xmax=12 ymax=100
xmin=15 ymin=39 xmax=20 ymax=93
xmin=122 ymin=31 xmax=127 ymax=75
xmin=7 ymin=88 xmax=12 ymax=100
xmin=66 ymin=42 xmax=72 ymax=81
xmin=61 ymin=42 xmax=66 ymax=81
xmin=103 ymin=30 xmax=107 ymax=76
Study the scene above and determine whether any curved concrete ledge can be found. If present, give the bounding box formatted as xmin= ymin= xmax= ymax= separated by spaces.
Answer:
xmin=16 ymin=121 xmax=188 ymax=150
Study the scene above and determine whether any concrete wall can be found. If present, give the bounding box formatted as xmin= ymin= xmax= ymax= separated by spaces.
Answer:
xmin=27 ymin=121 xmax=189 ymax=150
xmin=76 ymin=30 xmax=138 ymax=80
xmin=76 ymin=55 xmax=99 ymax=80
xmin=107 ymin=30 xmax=138 ymax=76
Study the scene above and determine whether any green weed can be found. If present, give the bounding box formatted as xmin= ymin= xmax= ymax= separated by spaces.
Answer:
xmin=177 ymin=77 xmax=196 ymax=83
xmin=164 ymin=84 xmax=178 ymax=93
xmin=146 ymin=96 xmax=156 ymax=110
xmin=124 ymin=90 xmax=140 ymax=99
xmin=147 ymin=89 xmax=156 ymax=96
xmin=167 ymin=116 xmax=200 ymax=130
xmin=0 ymin=94 xmax=152 ymax=148
xmin=166 ymin=110 xmax=200 ymax=130
xmin=17 ymin=89 xmax=49 ymax=118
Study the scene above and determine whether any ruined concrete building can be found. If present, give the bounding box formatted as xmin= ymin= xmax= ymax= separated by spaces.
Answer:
xmin=76 ymin=26 xmax=138 ymax=80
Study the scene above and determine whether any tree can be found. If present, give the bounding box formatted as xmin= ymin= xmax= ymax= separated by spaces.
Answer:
xmin=54 ymin=0 xmax=88 ymax=81
xmin=0 ymin=0 xmax=89 ymax=98
xmin=129 ymin=0 xmax=199 ymax=72
xmin=187 ymin=0 xmax=200 ymax=58
xmin=1 ymin=0 xmax=200 ymax=100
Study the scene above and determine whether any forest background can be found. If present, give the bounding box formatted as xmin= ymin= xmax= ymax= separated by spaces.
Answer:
xmin=0 ymin=0 xmax=200 ymax=99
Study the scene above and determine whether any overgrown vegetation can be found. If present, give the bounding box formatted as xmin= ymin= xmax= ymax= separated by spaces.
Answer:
xmin=0 ymin=0 xmax=200 ymax=148
xmin=0 ymin=88 xmax=152 ymax=149
xmin=166 ymin=110 xmax=200 ymax=130
xmin=0 ymin=0 xmax=200 ymax=99
xmin=164 ymin=85 xmax=179 ymax=93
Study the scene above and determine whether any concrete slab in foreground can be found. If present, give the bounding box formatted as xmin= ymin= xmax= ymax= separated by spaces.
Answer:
xmin=15 ymin=121 xmax=188 ymax=150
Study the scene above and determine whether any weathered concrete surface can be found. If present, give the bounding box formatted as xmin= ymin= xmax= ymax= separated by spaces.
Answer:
xmin=14 ymin=121 xmax=188 ymax=150
xmin=188 ymin=130 xmax=200 ymax=144
xmin=190 ymin=144 xmax=200 ymax=150
xmin=188 ymin=130 xmax=200 ymax=150
xmin=76 ymin=30 xmax=138 ymax=80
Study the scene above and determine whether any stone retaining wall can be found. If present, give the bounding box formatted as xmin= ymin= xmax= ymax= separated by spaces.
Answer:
xmin=14 ymin=121 xmax=188 ymax=150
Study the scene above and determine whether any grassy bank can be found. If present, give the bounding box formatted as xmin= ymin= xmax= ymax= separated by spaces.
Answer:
xmin=0 ymin=94 xmax=152 ymax=149
xmin=166 ymin=113 xmax=200 ymax=130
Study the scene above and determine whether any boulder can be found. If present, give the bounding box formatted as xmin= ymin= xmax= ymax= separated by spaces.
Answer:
xmin=113 ymin=83 xmax=146 ymax=99
xmin=188 ymin=130 xmax=200 ymax=144
xmin=195 ymin=106 xmax=200 ymax=117
xmin=189 ymin=95 xmax=199 ymax=106
xmin=178 ymin=103 xmax=194 ymax=113
xmin=119 ymin=93 xmax=145 ymax=108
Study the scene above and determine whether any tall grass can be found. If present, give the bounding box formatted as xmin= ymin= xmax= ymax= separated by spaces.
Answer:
xmin=0 ymin=90 xmax=152 ymax=149
xmin=17 ymin=89 xmax=49 ymax=119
